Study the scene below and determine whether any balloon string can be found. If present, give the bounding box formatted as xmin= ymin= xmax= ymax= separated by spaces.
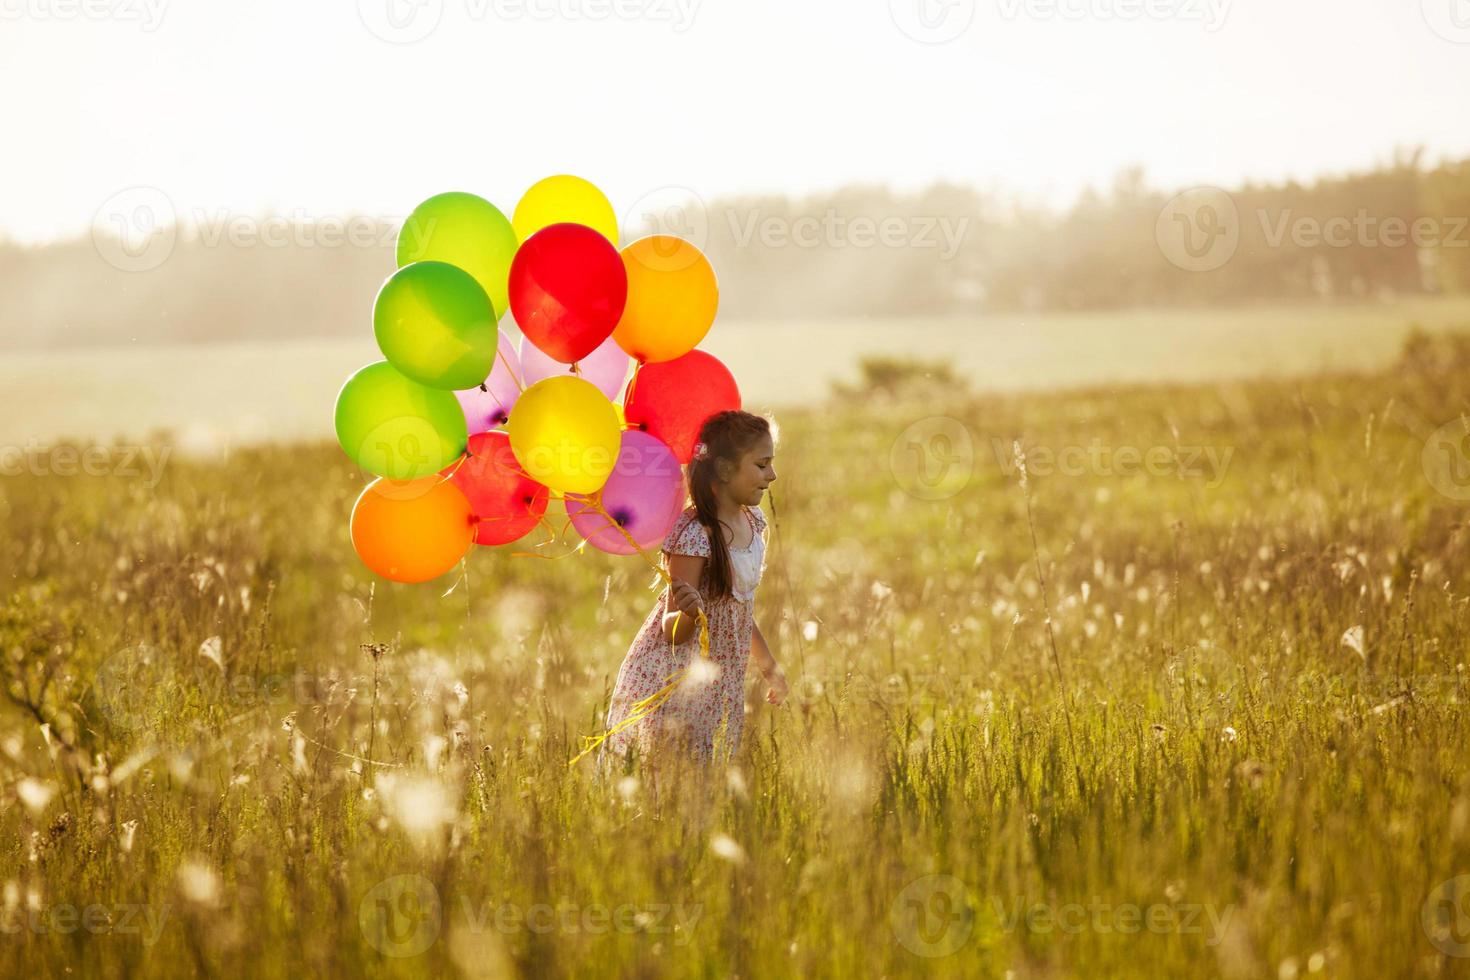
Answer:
xmin=509 ymin=513 xmax=587 ymax=560
xmin=565 ymin=495 xmax=710 ymax=767
xmin=498 ymin=343 xmax=526 ymax=393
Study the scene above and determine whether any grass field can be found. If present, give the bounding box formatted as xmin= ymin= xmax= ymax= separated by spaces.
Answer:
xmin=4 ymin=329 xmax=1470 ymax=977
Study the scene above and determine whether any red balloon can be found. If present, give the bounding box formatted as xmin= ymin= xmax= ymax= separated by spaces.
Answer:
xmin=508 ymin=223 xmax=627 ymax=364
xmin=447 ymin=431 xmax=550 ymax=546
xmin=622 ymin=350 xmax=741 ymax=463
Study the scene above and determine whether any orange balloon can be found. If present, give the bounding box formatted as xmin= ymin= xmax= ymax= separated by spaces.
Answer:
xmin=350 ymin=477 xmax=475 ymax=583
xmin=612 ymin=236 xmax=719 ymax=364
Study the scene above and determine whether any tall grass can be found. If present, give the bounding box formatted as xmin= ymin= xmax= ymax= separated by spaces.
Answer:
xmin=3 ymin=334 xmax=1470 ymax=977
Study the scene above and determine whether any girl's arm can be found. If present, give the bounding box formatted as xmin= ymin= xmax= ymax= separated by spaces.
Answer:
xmin=662 ymin=553 xmax=706 ymax=645
xmin=751 ymin=622 xmax=788 ymax=705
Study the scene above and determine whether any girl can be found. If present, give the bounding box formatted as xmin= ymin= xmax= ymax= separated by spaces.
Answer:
xmin=600 ymin=410 xmax=788 ymax=769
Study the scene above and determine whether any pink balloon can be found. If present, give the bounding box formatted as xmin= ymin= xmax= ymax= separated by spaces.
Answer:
xmin=519 ymin=331 xmax=630 ymax=403
xmin=455 ymin=330 xmax=523 ymax=430
xmin=566 ymin=430 xmax=685 ymax=556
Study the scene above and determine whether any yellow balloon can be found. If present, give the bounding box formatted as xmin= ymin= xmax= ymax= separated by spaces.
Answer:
xmin=613 ymin=235 xmax=719 ymax=364
xmin=507 ymin=376 xmax=621 ymax=495
xmin=513 ymin=175 xmax=619 ymax=246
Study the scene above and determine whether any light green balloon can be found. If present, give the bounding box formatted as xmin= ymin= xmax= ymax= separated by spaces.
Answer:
xmin=334 ymin=360 xmax=468 ymax=480
xmin=374 ymin=261 xmax=498 ymax=390
xmin=396 ymin=191 xmax=518 ymax=316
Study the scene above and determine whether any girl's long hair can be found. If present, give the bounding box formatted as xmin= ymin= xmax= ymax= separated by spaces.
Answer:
xmin=686 ymin=410 xmax=772 ymax=599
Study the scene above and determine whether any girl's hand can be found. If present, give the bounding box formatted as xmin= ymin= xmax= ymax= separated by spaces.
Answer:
xmin=763 ymin=666 xmax=788 ymax=706
xmin=671 ymin=580 xmax=704 ymax=620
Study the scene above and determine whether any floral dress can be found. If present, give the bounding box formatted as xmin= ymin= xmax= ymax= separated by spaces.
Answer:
xmin=600 ymin=504 xmax=768 ymax=767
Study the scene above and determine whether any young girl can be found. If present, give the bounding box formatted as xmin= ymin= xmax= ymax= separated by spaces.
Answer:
xmin=600 ymin=410 xmax=788 ymax=769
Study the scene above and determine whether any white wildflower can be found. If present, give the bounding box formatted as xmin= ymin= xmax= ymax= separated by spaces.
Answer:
xmin=710 ymin=833 xmax=747 ymax=864
xmin=16 ymin=778 xmax=55 ymax=815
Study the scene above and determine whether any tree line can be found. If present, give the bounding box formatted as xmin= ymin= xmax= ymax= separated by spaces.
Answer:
xmin=3 ymin=152 xmax=1467 ymax=350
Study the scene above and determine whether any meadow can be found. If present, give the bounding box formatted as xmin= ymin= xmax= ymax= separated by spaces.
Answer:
xmin=6 ymin=296 xmax=1470 ymax=451
xmin=4 ymin=329 xmax=1470 ymax=978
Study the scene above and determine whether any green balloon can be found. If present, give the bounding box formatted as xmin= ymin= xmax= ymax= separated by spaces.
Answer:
xmin=373 ymin=261 xmax=498 ymax=390
xmin=334 ymin=360 xmax=469 ymax=480
xmin=396 ymin=191 xmax=518 ymax=317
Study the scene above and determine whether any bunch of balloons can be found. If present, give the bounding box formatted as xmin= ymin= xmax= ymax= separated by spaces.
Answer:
xmin=334 ymin=176 xmax=743 ymax=583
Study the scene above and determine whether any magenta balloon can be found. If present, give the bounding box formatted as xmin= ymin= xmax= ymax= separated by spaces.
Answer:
xmin=455 ymin=330 xmax=524 ymax=430
xmin=566 ymin=430 xmax=685 ymax=555
xmin=518 ymin=331 xmax=630 ymax=403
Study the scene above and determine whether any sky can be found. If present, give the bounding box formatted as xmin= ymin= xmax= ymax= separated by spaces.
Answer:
xmin=3 ymin=0 xmax=1469 ymax=244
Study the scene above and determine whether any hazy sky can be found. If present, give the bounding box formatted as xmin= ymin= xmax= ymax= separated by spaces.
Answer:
xmin=3 ymin=0 xmax=1469 ymax=244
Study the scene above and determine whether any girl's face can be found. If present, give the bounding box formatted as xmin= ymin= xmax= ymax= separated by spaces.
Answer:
xmin=717 ymin=434 xmax=777 ymax=506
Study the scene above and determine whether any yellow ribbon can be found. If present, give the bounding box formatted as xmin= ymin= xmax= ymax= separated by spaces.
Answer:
xmin=562 ymin=495 xmax=710 ymax=767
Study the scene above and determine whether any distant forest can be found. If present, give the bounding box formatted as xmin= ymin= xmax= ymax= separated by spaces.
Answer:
xmin=4 ymin=150 xmax=1468 ymax=350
